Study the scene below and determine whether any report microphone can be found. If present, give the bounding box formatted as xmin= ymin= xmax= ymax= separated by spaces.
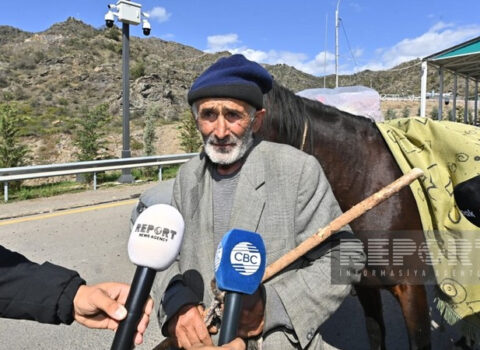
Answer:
xmin=111 ymin=204 xmax=185 ymax=350
xmin=214 ymin=229 xmax=266 ymax=345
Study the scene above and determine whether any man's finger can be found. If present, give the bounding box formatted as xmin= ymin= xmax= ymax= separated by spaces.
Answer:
xmin=184 ymin=324 xmax=203 ymax=346
xmin=194 ymin=321 xmax=213 ymax=345
xmin=92 ymin=288 xmax=127 ymax=321
xmin=177 ymin=330 xmax=193 ymax=349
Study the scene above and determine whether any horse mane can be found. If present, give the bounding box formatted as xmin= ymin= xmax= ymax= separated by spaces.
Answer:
xmin=263 ymin=80 xmax=376 ymax=154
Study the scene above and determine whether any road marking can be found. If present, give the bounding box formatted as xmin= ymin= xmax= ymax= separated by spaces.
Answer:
xmin=0 ymin=199 xmax=138 ymax=226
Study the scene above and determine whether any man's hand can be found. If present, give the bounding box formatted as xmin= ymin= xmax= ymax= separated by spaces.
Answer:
xmin=73 ymin=282 xmax=153 ymax=345
xmin=188 ymin=337 xmax=245 ymax=350
xmin=237 ymin=287 xmax=265 ymax=338
xmin=168 ymin=304 xmax=213 ymax=349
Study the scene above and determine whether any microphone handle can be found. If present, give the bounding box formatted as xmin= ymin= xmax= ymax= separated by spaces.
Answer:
xmin=218 ymin=292 xmax=243 ymax=345
xmin=111 ymin=266 xmax=156 ymax=350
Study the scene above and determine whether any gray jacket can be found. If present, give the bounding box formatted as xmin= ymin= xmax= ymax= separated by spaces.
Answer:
xmin=152 ymin=140 xmax=364 ymax=349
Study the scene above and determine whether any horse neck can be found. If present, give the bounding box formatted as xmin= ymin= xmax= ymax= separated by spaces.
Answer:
xmin=306 ymin=103 xmax=388 ymax=182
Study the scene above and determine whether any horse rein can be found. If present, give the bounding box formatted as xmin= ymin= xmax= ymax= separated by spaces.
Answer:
xmin=300 ymin=120 xmax=308 ymax=151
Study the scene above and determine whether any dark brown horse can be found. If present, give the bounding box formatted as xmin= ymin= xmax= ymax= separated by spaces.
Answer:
xmin=260 ymin=81 xmax=431 ymax=350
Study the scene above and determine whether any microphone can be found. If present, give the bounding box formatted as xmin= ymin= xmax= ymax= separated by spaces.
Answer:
xmin=111 ymin=204 xmax=185 ymax=350
xmin=214 ymin=229 xmax=266 ymax=345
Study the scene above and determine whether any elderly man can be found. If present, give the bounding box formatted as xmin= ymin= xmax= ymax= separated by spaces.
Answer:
xmin=153 ymin=54 xmax=364 ymax=349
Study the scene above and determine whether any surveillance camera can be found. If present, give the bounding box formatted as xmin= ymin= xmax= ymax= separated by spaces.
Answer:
xmin=142 ymin=19 xmax=151 ymax=36
xmin=107 ymin=4 xmax=117 ymax=10
xmin=105 ymin=10 xmax=115 ymax=28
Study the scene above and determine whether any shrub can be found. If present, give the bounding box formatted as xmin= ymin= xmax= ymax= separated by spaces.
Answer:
xmin=385 ymin=108 xmax=397 ymax=120
xmin=130 ymin=61 xmax=146 ymax=80
xmin=104 ymin=27 xmax=121 ymax=41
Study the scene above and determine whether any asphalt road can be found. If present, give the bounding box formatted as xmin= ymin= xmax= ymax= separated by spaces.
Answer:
xmin=0 ymin=184 xmax=466 ymax=349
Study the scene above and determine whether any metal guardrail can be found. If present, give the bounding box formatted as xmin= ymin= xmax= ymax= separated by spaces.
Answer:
xmin=0 ymin=153 xmax=198 ymax=202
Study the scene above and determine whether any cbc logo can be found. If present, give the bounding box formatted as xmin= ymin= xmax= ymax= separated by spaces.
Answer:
xmin=230 ymin=242 xmax=262 ymax=276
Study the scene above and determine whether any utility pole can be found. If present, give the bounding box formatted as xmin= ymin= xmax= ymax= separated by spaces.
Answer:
xmin=335 ymin=0 xmax=341 ymax=88
xmin=324 ymin=14 xmax=328 ymax=88
xmin=104 ymin=1 xmax=151 ymax=183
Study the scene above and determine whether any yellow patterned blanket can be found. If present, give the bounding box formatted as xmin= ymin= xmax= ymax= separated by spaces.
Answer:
xmin=376 ymin=117 xmax=480 ymax=338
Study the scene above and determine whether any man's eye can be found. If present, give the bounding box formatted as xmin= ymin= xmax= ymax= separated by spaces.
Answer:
xmin=226 ymin=112 xmax=241 ymax=120
xmin=200 ymin=111 xmax=216 ymax=119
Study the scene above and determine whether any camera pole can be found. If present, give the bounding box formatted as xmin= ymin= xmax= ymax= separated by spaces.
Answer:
xmin=104 ymin=1 xmax=151 ymax=183
xmin=119 ymin=21 xmax=134 ymax=183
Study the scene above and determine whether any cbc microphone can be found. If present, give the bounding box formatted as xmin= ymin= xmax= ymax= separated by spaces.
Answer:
xmin=214 ymin=229 xmax=266 ymax=345
xmin=111 ymin=204 xmax=185 ymax=350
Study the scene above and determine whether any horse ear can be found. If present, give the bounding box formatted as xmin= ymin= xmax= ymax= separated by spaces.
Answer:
xmin=252 ymin=109 xmax=266 ymax=133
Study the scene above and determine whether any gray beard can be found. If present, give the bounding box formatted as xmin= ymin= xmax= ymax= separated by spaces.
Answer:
xmin=203 ymin=127 xmax=254 ymax=165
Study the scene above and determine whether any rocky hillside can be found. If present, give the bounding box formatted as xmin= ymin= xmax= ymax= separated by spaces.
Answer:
xmin=0 ymin=17 xmax=468 ymax=164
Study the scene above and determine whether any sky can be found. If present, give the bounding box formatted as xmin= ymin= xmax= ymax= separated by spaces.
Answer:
xmin=1 ymin=1 xmax=480 ymax=77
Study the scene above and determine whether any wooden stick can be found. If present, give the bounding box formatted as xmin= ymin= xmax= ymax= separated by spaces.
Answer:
xmin=262 ymin=167 xmax=424 ymax=282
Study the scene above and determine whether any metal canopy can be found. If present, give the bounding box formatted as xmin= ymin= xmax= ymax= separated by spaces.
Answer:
xmin=420 ymin=36 xmax=479 ymax=123
xmin=425 ymin=36 xmax=480 ymax=80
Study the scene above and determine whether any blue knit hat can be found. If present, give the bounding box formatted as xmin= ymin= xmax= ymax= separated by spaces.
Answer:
xmin=188 ymin=54 xmax=273 ymax=109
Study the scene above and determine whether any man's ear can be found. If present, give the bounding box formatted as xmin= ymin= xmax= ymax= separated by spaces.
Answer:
xmin=252 ymin=109 xmax=266 ymax=133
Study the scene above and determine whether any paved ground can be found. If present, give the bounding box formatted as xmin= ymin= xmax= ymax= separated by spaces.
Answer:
xmin=0 ymin=181 xmax=158 ymax=220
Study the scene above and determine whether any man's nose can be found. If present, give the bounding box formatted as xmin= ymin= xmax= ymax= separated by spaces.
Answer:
xmin=213 ymin=115 xmax=230 ymax=139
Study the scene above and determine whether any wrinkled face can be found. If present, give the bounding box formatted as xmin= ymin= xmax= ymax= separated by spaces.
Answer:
xmin=195 ymin=98 xmax=264 ymax=166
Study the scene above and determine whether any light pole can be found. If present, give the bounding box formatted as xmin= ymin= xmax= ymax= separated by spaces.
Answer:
xmin=105 ymin=1 xmax=151 ymax=183
xmin=335 ymin=0 xmax=341 ymax=88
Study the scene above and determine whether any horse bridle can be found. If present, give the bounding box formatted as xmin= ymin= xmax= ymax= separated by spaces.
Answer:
xmin=300 ymin=120 xmax=308 ymax=151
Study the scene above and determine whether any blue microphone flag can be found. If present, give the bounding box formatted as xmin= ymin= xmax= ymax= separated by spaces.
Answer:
xmin=214 ymin=228 xmax=266 ymax=295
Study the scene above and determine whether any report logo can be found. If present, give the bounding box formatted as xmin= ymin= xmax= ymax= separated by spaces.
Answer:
xmin=230 ymin=242 xmax=261 ymax=276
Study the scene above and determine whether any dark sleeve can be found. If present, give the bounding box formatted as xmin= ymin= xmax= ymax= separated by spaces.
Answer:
xmin=160 ymin=280 xmax=201 ymax=336
xmin=0 ymin=245 xmax=86 ymax=325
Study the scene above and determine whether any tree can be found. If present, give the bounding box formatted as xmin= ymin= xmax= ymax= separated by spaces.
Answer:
xmin=74 ymin=103 xmax=111 ymax=162
xmin=401 ymin=106 xmax=410 ymax=118
xmin=143 ymin=106 xmax=158 ymax=157
xmin=0 ymin=103 xmax=30 ymax=169
xmin=0 ymin=103 xmax=30 ymax=190
xmin=142 ymin=106 xmax=157 ymax=178
xmin=177 ymin=110 xmax=202 ymax=153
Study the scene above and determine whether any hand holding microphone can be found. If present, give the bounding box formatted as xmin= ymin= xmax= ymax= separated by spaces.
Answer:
xmin=214 ymin=229 xmax=266 ymax=345
xmin=111 ymin=204 xmax=185 ymax=350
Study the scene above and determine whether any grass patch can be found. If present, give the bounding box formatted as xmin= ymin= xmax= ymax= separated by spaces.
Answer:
xmin=162 ymin=164 xmax=180 ymax=180
xmin=8 ymin=181 xmax=88 ymax=201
